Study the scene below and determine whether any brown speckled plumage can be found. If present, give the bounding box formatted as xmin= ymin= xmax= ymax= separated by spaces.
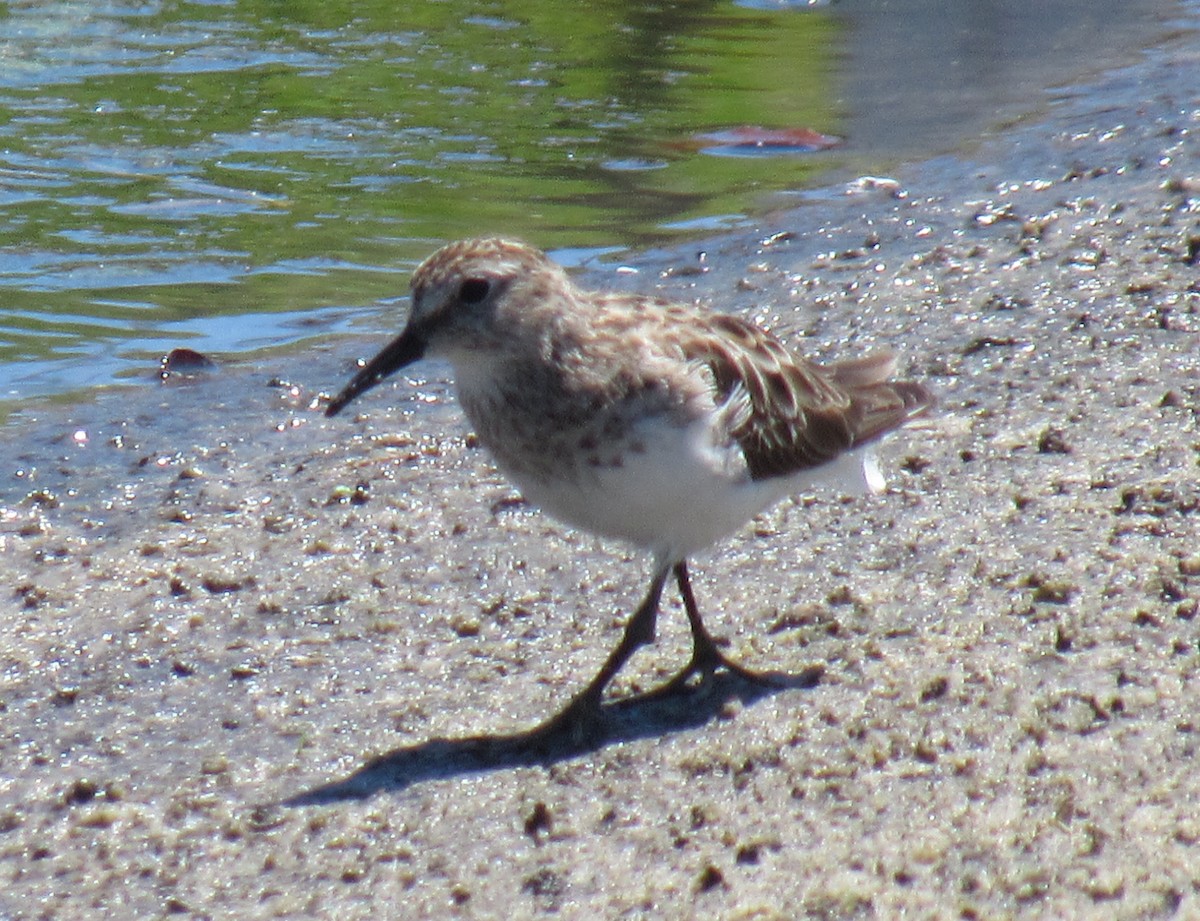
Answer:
xmin=395 ymin=239 xmax=931 ymax=489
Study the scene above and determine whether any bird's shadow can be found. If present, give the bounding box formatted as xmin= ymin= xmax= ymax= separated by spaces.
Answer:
xmin=282 ymin=666 xmax=821 ymax=806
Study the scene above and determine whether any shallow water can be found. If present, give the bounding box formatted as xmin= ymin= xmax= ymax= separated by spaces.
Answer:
xmin=0 ymin=0 xmax=1185 ymax=406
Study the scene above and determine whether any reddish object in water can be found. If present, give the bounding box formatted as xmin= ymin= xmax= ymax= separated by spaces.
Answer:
xmin=691 ymin=126 xmax=841 ymax=155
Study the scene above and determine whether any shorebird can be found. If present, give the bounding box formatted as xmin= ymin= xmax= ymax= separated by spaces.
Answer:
xmin=326 ymin=238 xmax=932 ymax=742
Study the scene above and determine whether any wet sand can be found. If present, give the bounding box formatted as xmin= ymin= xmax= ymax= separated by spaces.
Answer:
xmin=2 ymin=27 xmax=1198 ymax=921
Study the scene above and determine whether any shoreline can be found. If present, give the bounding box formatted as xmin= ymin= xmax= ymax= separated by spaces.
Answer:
xmin=2 ymin=25 xmax=1199 ymax=921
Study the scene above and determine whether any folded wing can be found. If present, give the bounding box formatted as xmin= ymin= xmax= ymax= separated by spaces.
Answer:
xmin=680 ymin=314 xmax=933 ymax=481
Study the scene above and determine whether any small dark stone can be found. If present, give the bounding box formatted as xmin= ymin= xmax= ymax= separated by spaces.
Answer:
xmin=160 ymin=348 xmax=216 ymax=381
xmin=523 ymin=801 xmax=552 ymax=839
xmin=1031 ymin=581 xmax=1076 ymax=604
xmin=1055 ymin=627 xmax=1073 ymax=652
xmin=52 ymin=687 xmax=79 ymax=707
xmin=914 ymin=741 xmax=939 ymax=763
xmin=202 ymin=576 xmax=245 ymax=594
xmin=735 ymin=844 xmax=761 ymax=865
xmin=1160 ymin=580 xmax=1184 ymax=602
xmin=920 ymin=676 xmax=949 ymax=702
xmin=65 ymin=779 xmax=98 ymax=805
xmin=522 ymin=868 xmax=563 ymax=898
xmin=1037 ymin=429 xmax=1072 ymax=455
xmin=697 ymin=865 xmax=727 ymax=892
xmin=962 ymin=335 xmax=1022 ymax=356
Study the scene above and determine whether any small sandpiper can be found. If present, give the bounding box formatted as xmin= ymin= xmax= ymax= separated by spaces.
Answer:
xmin=326 ymin=238 xmax=933 ymax=743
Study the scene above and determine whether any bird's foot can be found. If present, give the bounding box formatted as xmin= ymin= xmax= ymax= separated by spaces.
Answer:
xmin=630 ymin=636 xmax=822 ymax=705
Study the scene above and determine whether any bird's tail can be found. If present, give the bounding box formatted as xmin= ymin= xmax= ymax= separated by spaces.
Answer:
xmin=830 ymin=350 xmax=936 ymax=446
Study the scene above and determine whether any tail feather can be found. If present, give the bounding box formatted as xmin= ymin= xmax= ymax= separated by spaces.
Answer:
xmin=829 ymin=351 xmax=898 ymax=388
xmin=848 ymin=372 xmax=935 ymax=447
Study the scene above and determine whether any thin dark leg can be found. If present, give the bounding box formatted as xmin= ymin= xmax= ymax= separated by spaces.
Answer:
xmin=678 ymin=560 xmax=782 ymax=683
xmin=637 ymin=561 xmax=800 ymax=699
xmin=520 ymin=563 xmax=670 ymax=745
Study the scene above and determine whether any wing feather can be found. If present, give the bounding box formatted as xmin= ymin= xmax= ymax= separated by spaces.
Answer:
xmin=677 ymin=314 xmax=932 ymax=481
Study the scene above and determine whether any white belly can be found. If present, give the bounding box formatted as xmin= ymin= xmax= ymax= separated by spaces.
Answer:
xmin=452 ymin=355 xmax=882 ymax=562
xmin=503 ymin=412 xmax=880 ymax=562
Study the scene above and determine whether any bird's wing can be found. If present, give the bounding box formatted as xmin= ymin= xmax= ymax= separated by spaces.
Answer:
xmin=677 ymin=313 xmax=930 ymax=481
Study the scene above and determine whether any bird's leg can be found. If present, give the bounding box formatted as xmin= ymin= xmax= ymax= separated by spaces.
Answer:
xmin=647 ymin=561 xmax=786 ymax=697
xmin=522 ymin=563 xmax=670 ymax=745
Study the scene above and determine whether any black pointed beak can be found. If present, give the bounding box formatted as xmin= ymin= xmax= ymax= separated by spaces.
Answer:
xmin=325 ymin=327 xmax=427 ymax=417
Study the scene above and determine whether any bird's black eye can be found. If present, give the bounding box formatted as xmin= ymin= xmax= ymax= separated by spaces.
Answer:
xmin=459 ymin=278 xmax=490 ymax=304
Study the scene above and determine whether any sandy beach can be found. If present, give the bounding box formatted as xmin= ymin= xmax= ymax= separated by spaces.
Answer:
xmin=2 ymin=24 xmax=1198 ymax=921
